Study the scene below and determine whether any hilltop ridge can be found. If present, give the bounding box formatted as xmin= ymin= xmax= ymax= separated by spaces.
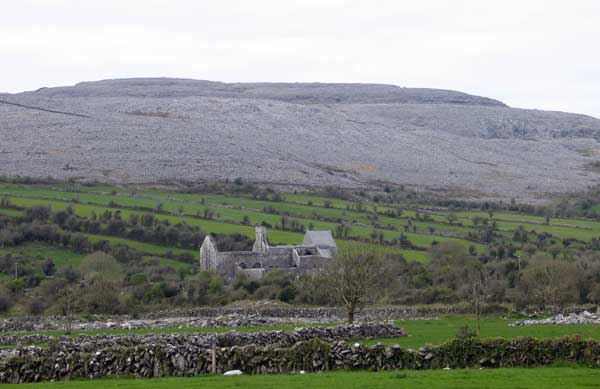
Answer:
xmin=28 ymin=78 xmax=508 ymax=107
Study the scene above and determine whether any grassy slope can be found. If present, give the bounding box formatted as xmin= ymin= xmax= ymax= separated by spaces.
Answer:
xmin=455 ymin=210 xmax=600 ymax=240
xmin=63 ymin=187 xmax=600 ymax=243
xmin=0 ymin=191 xmax=420 ymax=258
xmin=0 ymin=245 xmax=84 ymax=269
xmin=4 ymin=368 xmax=600 ymax=388
xmin=1 ymin=193 xmax=473 ymax=251
xmin=82 ymin=233 xmax=197 ymax=257
xmin=0 ymin=208 xmax=24 ymax=217
xmin=0 ymin=185 xmax=482 ymax=244
xmin=3 ymin=183 xmax=600 ymax=272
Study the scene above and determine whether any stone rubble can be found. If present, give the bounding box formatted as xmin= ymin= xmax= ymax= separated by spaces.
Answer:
xmin=510 ymin=311 xmax=600 ymax=326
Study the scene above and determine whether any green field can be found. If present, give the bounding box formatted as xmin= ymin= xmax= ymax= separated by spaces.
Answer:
xmin=2 ymin=182 xmax=600 ymax=279
xmin=0 ymin=192 xmax=475 ymax=250
xmin=2 ymin=315 xmax=600 ymax=387
xmin=4 ymin=367 xmax=600 ymax=388
xmin=374 ymin=316 xmax=600 ymax=349
xmin=0 ymin=184 xmax=485 ymax=245
xmin=3 ymin=185 xmax=600 ymax=386
xmin=0 ymin=208 xmax=24 ymax=217
xmin=82 ymin=233 xmax=198 ymax=257
xmin=0 ymin=245 xmax=84 ymax=269
xmin=8 ymin=316 xmax=600 ymax=350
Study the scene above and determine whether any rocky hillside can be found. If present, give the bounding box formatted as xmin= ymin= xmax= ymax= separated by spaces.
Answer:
xmin=2 ymin=78 xmax=600 ymax=201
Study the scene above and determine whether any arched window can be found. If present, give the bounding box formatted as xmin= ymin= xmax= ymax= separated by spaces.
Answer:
xmin=253 ymin=262 xmax=262 ymax=269
xmin=238 ymin=262 xmax=247 ymax=269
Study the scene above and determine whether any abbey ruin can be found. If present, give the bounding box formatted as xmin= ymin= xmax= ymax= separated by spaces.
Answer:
xmin=199 ymin=227 xmax=337 ymax=279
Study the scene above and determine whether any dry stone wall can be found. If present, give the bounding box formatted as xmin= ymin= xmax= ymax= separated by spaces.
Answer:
xmin=0 ymin=307 xmax=481 ymax=333
xmin=2 ymin=305 xmax=595 ymax=333
xmin=0 ymin=314 xmax=289 ymax=333
xmin=142 ymin=305 xmax=510 ymax=320
xmin=2 ymin=335 xmax=600 ymax=383
xmin=0 ymin=323 xmax=406 ymax=383
xmin=0 ymin=323 xmax=405 ymax=348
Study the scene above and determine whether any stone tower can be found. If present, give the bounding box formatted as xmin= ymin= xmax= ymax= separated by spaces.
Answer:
xmin=252 ymin=226 xmax=269 ymax=252
xmin=200 ymin=235 xmax=219 ymax=271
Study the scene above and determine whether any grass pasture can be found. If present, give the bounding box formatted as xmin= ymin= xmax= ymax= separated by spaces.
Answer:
xmin=0 ymin=191 xmax=476 ymax=250
xmin=376 ymin=316 xmax=600 ymax=349
xmin=3 ymin=367 xmax=600 ymax=388
xmin=0 ymin=208 xmax=24 ymax=217
xmin=0 ymin=271 xmax=597 ymax=389
xmin=7 ymin=316 xmax=600 ymax=350
xmin=2 ymin=181 xmax=600 ymax=279
xmin=4 ymin=315 xmax=600 ymax=388
xmin=0 ymin=245 xmax=85 ymax=269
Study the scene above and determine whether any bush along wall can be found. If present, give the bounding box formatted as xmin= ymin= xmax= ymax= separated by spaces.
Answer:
xmin=1 ymin=336 xmax=600 ymax=383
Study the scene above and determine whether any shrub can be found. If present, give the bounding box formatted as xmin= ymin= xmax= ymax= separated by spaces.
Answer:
xmin=0 ymin=291 xmax=10 ymax=313
xmin=60 ymin=266 xmax=81 ymax=284
xmin=278 ymin=285 xmax=297 ymax=303
xmin=79 ymin=252 xmax=123 ymax=283
xmin=129 ymin=273 xmax=148 ymax=286
xmin=38 ymin=278 xmax=67 ymax=301
xmin=455 ymin=324 xmax=476 ymax=339
xmin=7 ymin=278 xmax=26 ymax=293
xmin=27 ymin=298 xmax=47 ymax=315
xmin=82 ymin=279 xmax=123 ymax=314
xmin=42 ymin=259 xmax=56 ymax=276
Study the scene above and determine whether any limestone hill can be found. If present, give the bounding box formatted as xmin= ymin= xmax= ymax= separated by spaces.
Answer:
xmin=2 ymin=78 xmax=600 ymax=202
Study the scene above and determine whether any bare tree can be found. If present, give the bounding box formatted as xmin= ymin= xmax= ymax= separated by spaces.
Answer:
xmin=323 ymin=248 xmax=387 ymax=324
xmin=58 ymin=286 xmax=81 ymax=334
xmin=462 ymin=260 xmax=493 ymax=336
xmin=518 ymin=255 xmax=580 ymax=309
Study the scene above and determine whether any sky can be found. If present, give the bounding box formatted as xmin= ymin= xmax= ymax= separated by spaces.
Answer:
xmin=1 ymin=0 xmax=599 ymax=117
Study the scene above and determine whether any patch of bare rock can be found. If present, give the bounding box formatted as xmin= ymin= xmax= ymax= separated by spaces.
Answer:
xmin=509 ymin=311 xmax=600 ymax=326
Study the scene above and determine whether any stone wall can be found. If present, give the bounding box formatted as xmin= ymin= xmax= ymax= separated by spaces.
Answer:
xmin=0 ymin=323 xmax=406 ymax=383
xmin=142 ymin=305 xmax=511 ymax=320
xmin=141 ymin=305 xmax=599 ymax=320
xmin=216 ymin=251 xmax=296 ymax=278
xmin=199 ymin=235 xmax=218 ymax=272
xmin=0 ymin=323 xmax=405 ymax=348
xmin=2 ymin=335 xmax=600 ymax=383
xmin=2 ymin=305 xmax=595 ymax=333
xmin=0 ymin=313 xmax=327 ymax=333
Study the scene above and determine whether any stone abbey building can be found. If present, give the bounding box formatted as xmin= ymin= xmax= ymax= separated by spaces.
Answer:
xmin=199 ymin=227 xmax=337 ymax=279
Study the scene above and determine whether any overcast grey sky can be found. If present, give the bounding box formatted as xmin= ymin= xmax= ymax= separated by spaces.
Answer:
xmin=1 ymin=0 xmax=599 ymax=117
